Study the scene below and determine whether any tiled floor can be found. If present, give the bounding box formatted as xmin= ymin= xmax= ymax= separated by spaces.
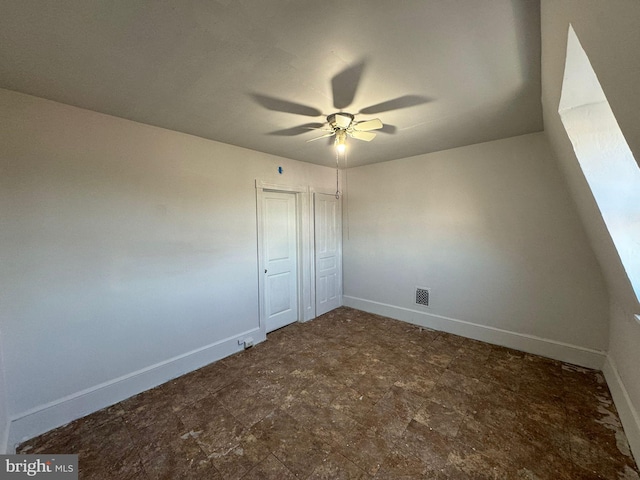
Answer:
xmin=18 ymin=307 xmax=639 ymax=479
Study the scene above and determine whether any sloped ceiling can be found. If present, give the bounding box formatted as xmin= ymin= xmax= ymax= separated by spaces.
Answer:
xmin=0 ymin=0 xmax=542 ymax=167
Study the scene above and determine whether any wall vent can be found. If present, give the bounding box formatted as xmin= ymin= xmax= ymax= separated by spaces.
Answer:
xmin=415 ymin=287 xmax=430 ymax=307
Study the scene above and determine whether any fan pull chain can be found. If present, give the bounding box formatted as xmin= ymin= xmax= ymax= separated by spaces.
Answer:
xmin=335 ymin=147 xmax=340 ymax=199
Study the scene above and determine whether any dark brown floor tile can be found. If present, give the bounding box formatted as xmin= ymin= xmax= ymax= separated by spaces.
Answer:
xmin=284 ymin=399 xmax=360 ymax=446
xmin=408 ymin=326 xmax=440 ymax=347
xmin=480 ymin=364 xmax=522 ymax=392
xmin=78 ymin=417 xmax=134 ymax=458
xmin=248 ymin=409 xmax=304 ymax=446
xmin=572 ymin=464 xmax=640 ymax=479
xmin=437 ymin=369 xmax=482 ymax=396
xmin=443 ymin=441 xmax=515 ymax=479
xmin=523 ymin=353 xmax=563 ymax=377
xmin=466 ymin=402 xmax=518 ymax=434
xmin=561 ymin=363 xmax=604 ymax=385
xmin=159 ymin=373 xmax=211 ymax=413
xmin=330 ymin=385 xmax=377 ymax=424
xmin=349 ymin=363 xmax=398 ymax=402
xmin=377 ymin=385 xmax=425 ymax=417
xmin=16 ymin=307 xmax=639 ymax=480
xmin=291 ymin=375 xmax=344 ymax=408
xmin=308 ymin=451 xmax=369 ymax=479
xmin=256 ymin=378 xmax=306 ymax=407
xmin=564 ymin=383 xmax=617 ymax=419
xmin=427 ymin=383 xmax=474 ymax=414
xmin=393 ymin=364 xmax=443 ymax=398
xmin=321 ymin=352 xmax=370 ymax=383
xmin=568 ymin=419 xmax=638 ymax=476
xmin=213 ymin=379 xmax=277 ymax=428
xmin=335 ymin=424 xmax=398 ymax=476
xmin=359 ymin=386 xmax=425 ymax=441
xmin=509 ymin=448 xmax=576 ymax=480
xmin=176 ymin=396 xmax=246 ymax=456
xmin=518 ymin=374 xmax=565 ymax=403
xmin=437 ymin=333 xmax=467 ymax=347
xmin=189 ymin=361 xmax=240 ymax=394
xmin=469 ymin=384 xmax=520 ymax=412
xmin=423 ymin=338 xmax=461 ymax=368
xmin=127 ymin=409 xmax=185 ymax=446
xmin=138 ymin=435 xmax=221 ymax=480
xmin=447 ymin=353 xmax=487 ymax=380
xmin=257 ymin=370 xmax=314 ymax=407
xmin=78 ymin=403 xmax=128 ymax=430
xmin=374 ymin=449 xmax=431 ymax=479
xmin=241 ymin=454 xmax=297 ymax=480
xmin=285 ymin=348 xmax=326 ymax=371
xmin=489 ymin=345 xmax=525 ymax=361
xmin=220 ymin=345 xmax=266 ymax=371
xmin=455 ymin=414 xmax=521 ymax=466
xmin=516 ymin=393 xmax=566 ymax=427
xmin=208 ymin=429 xmax=271 ymax=480
xmin=248 ymin=409 xmax=331 ymax=477
xmin=271 ymin=435 xmax=333 ymax=478
xmin=514 ymin=424 xmax=572 ymax=468
xmin=397 ymin=420 xmax=453 ymax=471
xmin=79 ymin=459 xmax=147 ymax=480
xmin=78 ymin=418 xmax=141 ymax=480
xmin=458 ymin=338 xmax=494 ymax=359
xmin=413 ymin=400 xmax=466 ymax=438
xmin=118 ymin=385 xmax=174 ymax=430
xmin=17 ymin=421 xmax=83 ymax=454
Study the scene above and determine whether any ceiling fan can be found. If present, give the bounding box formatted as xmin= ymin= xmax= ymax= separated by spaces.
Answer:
xmin=306 ymin=112 xmax=384 ymax=150
xmin=252 ymin=60 xmax=429 ymax=150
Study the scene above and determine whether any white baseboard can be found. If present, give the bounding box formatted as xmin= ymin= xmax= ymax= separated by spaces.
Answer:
xmin=343 ymin=296 xmax=605 ymax=369
xmin=7 ymin=328 xmax=265 ymax=453
xmin=603 ymin=355 xmax=640 ymax=464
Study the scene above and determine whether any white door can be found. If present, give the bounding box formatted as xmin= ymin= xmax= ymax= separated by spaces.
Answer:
xmin=263 ymin=191 xmax=299 ymax=333
xmin=315 ymin=193 xmax=342 ymax=316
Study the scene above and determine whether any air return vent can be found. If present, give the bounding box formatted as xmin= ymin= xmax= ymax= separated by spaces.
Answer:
xmin=415 ymin=287 xmax=430 ymax=307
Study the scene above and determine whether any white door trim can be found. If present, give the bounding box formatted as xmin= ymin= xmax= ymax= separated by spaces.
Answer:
xmin=257 ymin=180 xmax=308 ymax=194
xmin=256 ymin=181 xmax=312 ymax=339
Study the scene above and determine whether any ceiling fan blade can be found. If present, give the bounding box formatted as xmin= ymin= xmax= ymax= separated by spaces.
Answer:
xmin=306 ymin=132 xmax=335 ymax=142
xmin=268 ymin=123 xmax=325 ymax=136
xmin=334 ymin=113 xmax=352 ymax=129
xmin=331 ymin=60 xmax=366 ymax=110
xmin=353 ymin=118 xmax=383 ymax=131
xmin=251 ymin=93 xmax=322 ymax=117
xmin=349 ymin=130 xmax=376 ymax=142
xmin=359 ymin=95 xmax=430 ymax=115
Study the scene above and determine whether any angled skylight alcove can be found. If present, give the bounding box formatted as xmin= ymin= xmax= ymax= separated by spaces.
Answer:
xmin=559 ymin=25 xmax=640 ymax=304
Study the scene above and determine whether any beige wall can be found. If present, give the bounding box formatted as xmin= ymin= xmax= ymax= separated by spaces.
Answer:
xmin=0 ymin=88 xmax=335 ymax=449
xmin=343 ymin=132 xmax=608 ymax=358
xmin=0 ymin=332 xmax=8 ymax=453
xmin=541 ymin=0 xmax=640 ymax=457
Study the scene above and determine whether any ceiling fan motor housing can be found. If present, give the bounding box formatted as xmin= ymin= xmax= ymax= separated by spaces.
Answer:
xmin=327 ymin=112 xmax=354 ymax=130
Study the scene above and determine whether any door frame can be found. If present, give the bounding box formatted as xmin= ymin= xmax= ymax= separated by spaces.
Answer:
xmin=256 ymin=181 xmax=311 ymax=338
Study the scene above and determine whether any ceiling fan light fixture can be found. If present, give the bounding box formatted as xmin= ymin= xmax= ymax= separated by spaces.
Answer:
xmin=335 ymin=130 xmax=347 ymax=153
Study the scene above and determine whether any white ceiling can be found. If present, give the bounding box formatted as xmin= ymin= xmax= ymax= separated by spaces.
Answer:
xmin=0 ymin=1 xmax=542 ymax=168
